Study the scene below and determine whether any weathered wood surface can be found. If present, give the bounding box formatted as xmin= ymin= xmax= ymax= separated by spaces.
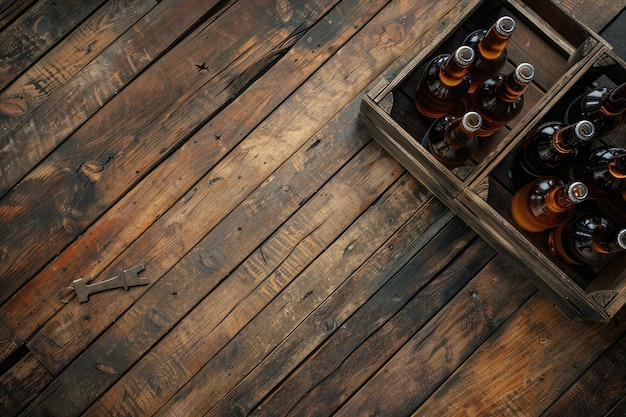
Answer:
xmin=1 ymin=0 xmax=625 ymax=416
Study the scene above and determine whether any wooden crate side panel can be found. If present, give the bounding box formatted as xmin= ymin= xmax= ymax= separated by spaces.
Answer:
xmin=359 ymin=96 xmax=465 ymax=206
xmin=454 ymin=189 xmax=609 ymax=321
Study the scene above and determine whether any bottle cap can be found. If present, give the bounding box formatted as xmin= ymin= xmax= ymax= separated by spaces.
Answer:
xmin=575 ymin=120 xmax=595 ymax=140
xmin=462 ymin=112 xmax=482 ymax=131
xmin=454 ymin=46 xmax=475 ymax=66
xmin=514 ymin=63 xmax=535 ymax=84
xmin=495 ymin=16 xmax=515 ymax=36
xmin=567 ymin=181 xmax=588 ymax=202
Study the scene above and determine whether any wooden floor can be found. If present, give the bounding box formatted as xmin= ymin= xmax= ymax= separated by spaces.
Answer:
xmin=1 ymin=0 xmax=626 ymax=415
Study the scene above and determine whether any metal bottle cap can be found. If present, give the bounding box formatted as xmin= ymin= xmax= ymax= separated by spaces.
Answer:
xmin=495 ymin=16 xmax=515 ymax=36
xmin=567 ymin=181 xmax=588 ymax=202
xmin=514 ymin=63 xmax=535 ymax=84
xmin=575 ymin=120 xmax=595 ymax=140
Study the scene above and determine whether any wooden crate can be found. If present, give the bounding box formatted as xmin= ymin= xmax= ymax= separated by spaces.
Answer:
xmin=359 ymin=0 xmax=626 ymax=321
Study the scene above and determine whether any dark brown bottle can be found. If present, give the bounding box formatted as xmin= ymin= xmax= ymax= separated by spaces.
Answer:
xmin=598 ymin=190 xmax=626 ymax=225
xmin=511 ymin=177 xmax=588 ymax=233
xmin=422 ymin=111 xmax=482 ymax=168
xmin=549 ymin=215 xmax=626 ymax=266
xmin=571 ymin=145 xmax=626 ymax=198
xmin=415 ymin=46 xmax=474 ymax=119
xmin=565 ymin=82 xmax=626 ymax=136
xmin=463 ymin=16 xmax=515 ymax=94
xmin=467 ymin=62 xmax=535 ymax=136
xmin=513 ymin=120 xmax=595 ymax=187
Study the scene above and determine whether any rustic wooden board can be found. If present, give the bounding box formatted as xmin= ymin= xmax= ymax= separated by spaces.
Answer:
xmin=0 ymin=0 xmax=356 ymax=365
xmin=0 ymin=0 xmax=340 ymax=309
xmin=412 ymin=296 xmax=626 ymax=416
xmin=147 ymin=171 xmax=425 ymax=417
xmin=3 ymin=0 xmax=394 ymax=384
xmin=8 ymin=0 xmax=471 ymax=378
xmin=0 ymin=0 xmax=229 ymax=196
xmin=604 ymin=396 xmax=626 ymax=417
xmin=0 ymin=0 xmax=158 ymax=140
xmin=541 ymin=331 xmax=626 ymax=417
xmin=247 ymin=216 xmax=488 ymax=417
xmin=205 ymin=200 xmax=464 ymax=416
xmin=0 ymin=0 xmax=106 ymax=89
xmin=0 ymin=1 xmax=37 ymax=31
xmin=525 ymin=0 xmax=626 ymax=34
xmin=21 ymin=109 xmax=390 ymax=415
xmin=331 ymin=254 xmax=537 ymax=416
xmin=0 ymin=351 xmax=52 ymax=416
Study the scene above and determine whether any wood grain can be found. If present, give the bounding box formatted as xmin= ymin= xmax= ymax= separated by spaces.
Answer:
xmin=0 ymin=0 xmax=106 ymax=89
xmin=332 ymin=255 xmax=537 ymax=417
xmin=0 ymin=0 xmax=158 ymax=140
xmin=413 ymin=297 xmax=626 ymax=416
xmin=541 ymin=330 xmax=626 ymax=417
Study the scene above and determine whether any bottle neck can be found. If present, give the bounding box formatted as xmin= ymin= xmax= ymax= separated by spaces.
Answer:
xmin=497 ymin=63 xmax=534 ymax=102
xmin=603 ymin=83 xmax=626 ymax=115
xmin=440 ymin=46 xmax=473 ymax=87
xmin=546 ymin=182 xmax=588 ymax=213
xmin=609 ymin=154 xmax=626 ymax=179
xmin=449 ymin=112 xmax=481 ymax=145
xmin=479 ymin=16 xmax=514 ymax=60
xmin=596 ymin=228 xmax=626 ymax=254
xmin=553 ymin=120 xmax=595 ymax=153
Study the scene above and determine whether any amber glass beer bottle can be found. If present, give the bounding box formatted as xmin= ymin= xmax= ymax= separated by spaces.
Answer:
xmin=549 ymin=215 xmax=626 ymax=266
xmin=513 ymin=120 xmax=595 ymax=186
xmin=415 ymin=46 xmax=474 ymax=119
xmin=511 ymin=177 xmax=588 ymax=233
xmin=422 ymin=111 xmax=482 ymax=168
xmin=463 ymin=16 xmax=515 ymax=94
xmin=468 ymin=62 xmax=535 ymax=136
xmin=565 ymin=82 xmax=626 ymax=136
xmin=571 ymin=145 xmax=626 ymax=198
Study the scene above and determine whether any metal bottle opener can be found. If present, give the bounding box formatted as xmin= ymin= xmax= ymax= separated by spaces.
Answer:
xmin=60 ymin=264 xmax=149 ymax=303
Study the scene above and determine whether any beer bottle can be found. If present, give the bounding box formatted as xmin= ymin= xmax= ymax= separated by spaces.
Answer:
xmin=463 ymin=16 xmax=516 ymax=94
xmin=468 ymin=62 xmax=535 ymax=136
xmin=511 ymin=177 xmax=588 ymax=233
xmin=565 ymin=82 xmax=626 ymax=136
xmin=549 ymin=215 xmax=626 ymax=266
xmin=571 ymin=145 xmax=626 ymax=198
xmin=598 ymin=190 xmax=626 ymax=225
xmin=513 ymin=120 xmax=595 ymax=187
xmin=415 ymin=46 xmax=474 ymax=119
xmin=422 ymin=111 xmax=482 ymax=168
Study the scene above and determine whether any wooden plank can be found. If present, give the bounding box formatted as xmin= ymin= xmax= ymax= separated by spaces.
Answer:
xmin=147 ymin=171 xmax=424 ymax=417
xmin=604 ymin=395 xmax=626 ymax=417
xmin=540 ymin=331 xmax=626 ymax=417
xmin=0 ymin=0 xmax=158 ymax=140
xmin=0 ymin=0 xmax=37 ymax=31
xmin=3 ymin=0 xmax=468 ymax=371
xmin=0 ymin=0 xmax=106 ymax=89
xmin=412 ymin=296 xmax=626 ymax=416
xmin=0 ymin=0 xmax=226 ymax=196
xmin=0 ymin=0 xmax=376 ymax=368
xmin=524 ymin=0 xmax=626 ymax=34
xmin=271 ymin=234 xmax=495 ymax=417
xmin=220 ymin=213 xmax=483 ymax=417
xmin=20 ymin=96 xmax=380 ymax=415
xmin=0 ymin=0 xmax=332 ymax=307
xmin=0 ymin=351 xmax=52 ymax=417
xmin=332 ymin=254 xmax=537 ymax=417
